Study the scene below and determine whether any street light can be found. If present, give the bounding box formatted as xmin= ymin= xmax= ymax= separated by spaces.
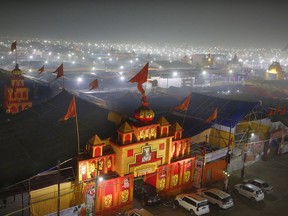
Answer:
xmin=93 ymin=169 xmax=103 ymax=215
xmin=223 ymin=171 xmax=230 ymax=192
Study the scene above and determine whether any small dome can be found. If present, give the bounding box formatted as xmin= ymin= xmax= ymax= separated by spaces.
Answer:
xmin=11 ymin=64 xmax=23 ymax=76
xmin=134 ymin=106 xmax=154 ymax=123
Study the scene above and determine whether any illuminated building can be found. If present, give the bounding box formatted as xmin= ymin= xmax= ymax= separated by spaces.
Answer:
xmin=3 ymin=64 xmax=32 ymax=114
xmin=202 ymin=53 xmax=214 ymax=68
xmin=77 ymin=103 xmax=196 ymax=214
xmin=265 ymin=61 xmax=285 ymax=80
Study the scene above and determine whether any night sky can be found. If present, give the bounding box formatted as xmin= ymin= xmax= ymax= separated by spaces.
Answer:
xmin=1 ymin=0 xmax=288 ymax=48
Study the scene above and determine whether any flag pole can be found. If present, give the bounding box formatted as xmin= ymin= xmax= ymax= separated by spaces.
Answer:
xmin=181 ymin=108 xmax=188 ymax=128
xmin=181 ymin=93 xmax=192 ymax=128
xmin=16 ymin=44 xmax=18 ymax=65
xmin=74 ymin=96 xmax=80 ymax=155
xmin=62 ymin=76 xmax=64 ymax=90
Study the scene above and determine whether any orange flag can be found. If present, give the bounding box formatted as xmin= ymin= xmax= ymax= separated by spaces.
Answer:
xmin=38 ymin=65 xmax=45 ymax=74
xmin=205 ymin=107 xmax=218 ymax=123
xmin=11 ymin=41 xmax=17 ymax=52
xmin=89 ymin=79 xmax=99 ymax=91
xmin=128 ymin=62 xmax=149 ymax=107
xmin=53 ymin=63 xmax=64 ymax=79
xmin=174 ymin=94 xmax=191 ymax=111
xmin=60 ymin=96 xmax=76 ymax=121
xmin=128 ymin=62 xmax=149 ymax=84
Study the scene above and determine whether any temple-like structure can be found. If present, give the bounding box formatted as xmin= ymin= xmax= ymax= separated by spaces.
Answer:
xmin=265 ymin=61 xmax=285 ymax=80
xmin=3 ymin=64 xmax=32 ymax=114
xmin=77 ymin=103 xmax=195 ymax=213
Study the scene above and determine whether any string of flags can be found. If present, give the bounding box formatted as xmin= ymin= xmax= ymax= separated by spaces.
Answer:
xmin=174 ymin=94 xmax=218 ymax=123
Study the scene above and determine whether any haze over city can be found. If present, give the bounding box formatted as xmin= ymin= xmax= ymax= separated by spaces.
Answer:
xmin=1 ymin=0 xmax=288 ymax=48
xmin=2 ymin=1 xmax=288 ymax=216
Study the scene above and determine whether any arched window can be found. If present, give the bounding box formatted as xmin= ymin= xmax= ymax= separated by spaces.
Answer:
xmin=176 ymin=132 xmax=181 ymax=139
xmin=94 ymin=147 xmax=101 ymax=157
xmin=125 ymin=134 xmax=130 ymax=143
xmin=162 ymin=127 xmax=167 ymax=136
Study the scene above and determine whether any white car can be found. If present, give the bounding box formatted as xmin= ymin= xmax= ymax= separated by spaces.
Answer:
xmin=175 ymin=193 xmax=210 ymax=215
xmin=243 ymin=178 xmax=273 ymax=195
xmin=197 ymin=188 xmax=234 ymax=209
xmin=234 ymin=183 xmax=264 ymax=201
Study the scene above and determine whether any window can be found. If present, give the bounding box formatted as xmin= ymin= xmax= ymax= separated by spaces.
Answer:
xmin=198 ymin=200 xmax=208 ymax=207
xmin=127 ymin=149 xmax=134 ymax=157
xmin=183 ymin=197 xmax=196 ymax=206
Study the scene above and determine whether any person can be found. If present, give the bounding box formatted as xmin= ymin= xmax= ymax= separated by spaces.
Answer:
xmin=142 ymin=147 xmax=151 ymax=162
xmin=122 ymin=178 xmax=130 ymax=188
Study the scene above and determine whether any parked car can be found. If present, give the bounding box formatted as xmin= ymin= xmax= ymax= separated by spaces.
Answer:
xmin=124 ymin=208 xmax=153 ymax=216
xmin=234 ymin=183 xmax=265 ymax=201
xmin=133 ymin=182 xmax=161 ymax=206
xmin=174 ymin=193 xmax=210 ymax=215
xmin=196 ymin=188 xmax=234 ymax=209
xmin=243 ymin=178 xmax=273 ymax=195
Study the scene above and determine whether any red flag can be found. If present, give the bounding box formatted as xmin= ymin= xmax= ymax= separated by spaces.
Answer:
xmin=53 ymin=63 xmax=64 ymax=79
xmin=38 ymin=65 xmax=45 ymax=74
xmin=128 ymin=62 xmax=149 ymax=107
xmin=128 ymin=62 xmax=149 ymax=84
xmin=89 ymin=79 xmax=98 ymax=91
xmin=11 ymin=41 xmax=17 ymax=52
xmin=174 ymin=94 xmax=191 ymax=111
xmin=60 ymin=97 xmax=76 ymax=121
xmin=205 ymin=107 xmax=218 ymax=123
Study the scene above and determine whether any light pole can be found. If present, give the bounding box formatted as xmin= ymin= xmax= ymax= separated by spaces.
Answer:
xmin=93 ymin=163 xmax=103 ymax=215
xmin=166 ymin=75 xmax=169 ymax=88
xmin=223 ymin=171 xmax=230 ymax=192
xmin=241 ymin=152 xmax=247 ymax=179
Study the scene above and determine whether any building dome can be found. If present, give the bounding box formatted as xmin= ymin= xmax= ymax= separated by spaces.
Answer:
xmin=11 ymin=64 xmax=23 ymax=76
xmin=134 ymin=105 xmax=154 ymax=123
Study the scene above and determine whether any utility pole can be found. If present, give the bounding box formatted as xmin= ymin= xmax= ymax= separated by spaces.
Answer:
xmin=241 ymin=126 xmax=250 ymax=179
xmin=57 ymin=160 xmax=60 ymax=216
xmin=241 ymin=153 xmax=247 ymax=179
xmin=28 ymin=178 xmax=31 ymax=216
xmin=93 ymin=162 xmax=99 ymax=215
